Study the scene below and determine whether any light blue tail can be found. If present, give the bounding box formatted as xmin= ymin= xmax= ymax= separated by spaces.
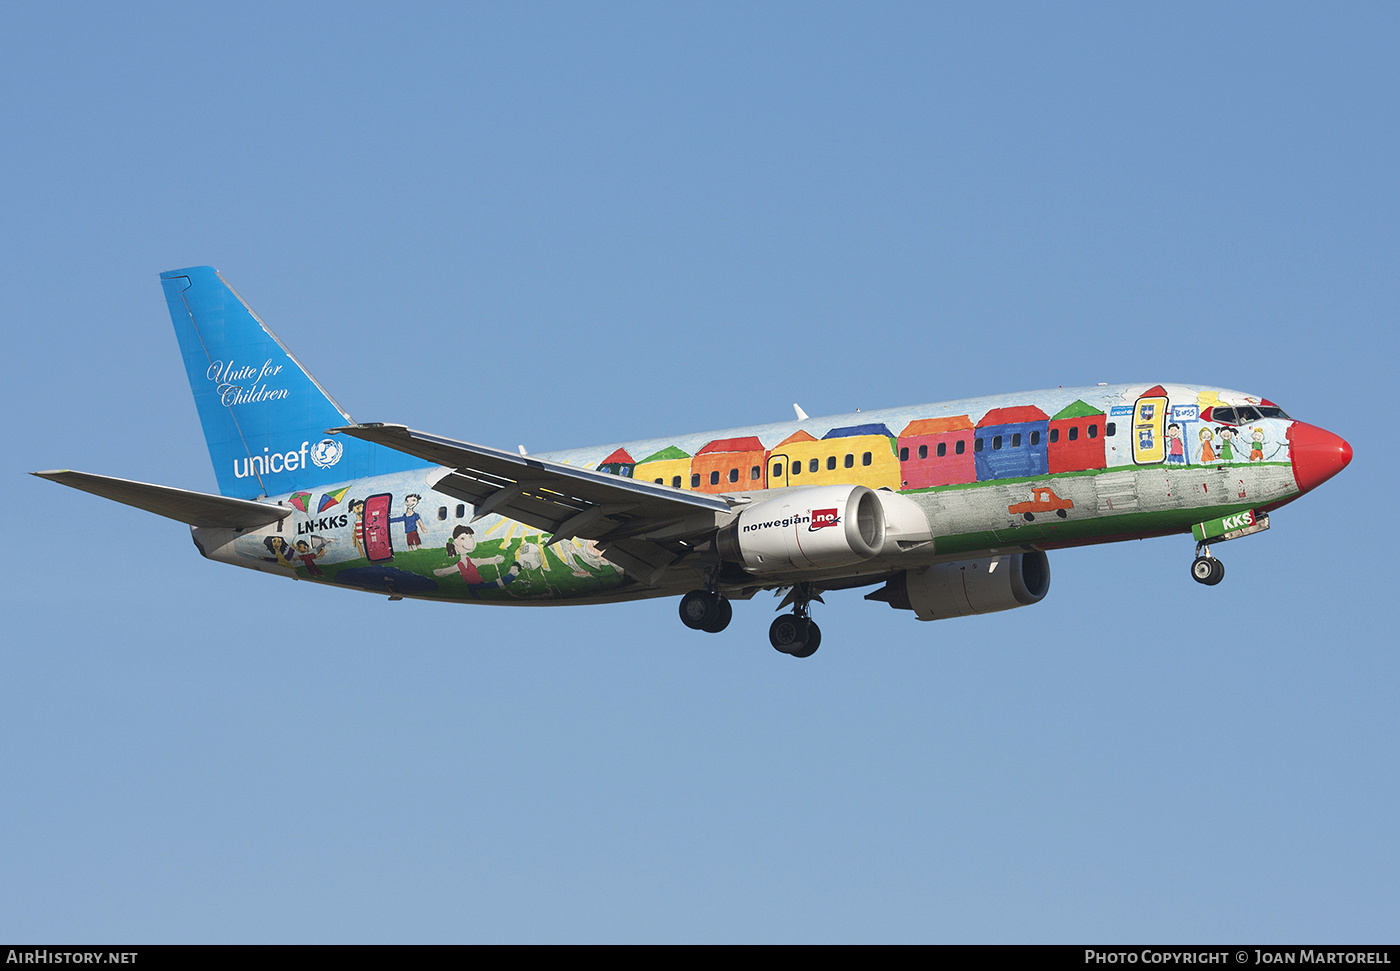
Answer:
xmin=160 ymin=266 xmax=430 ymax=499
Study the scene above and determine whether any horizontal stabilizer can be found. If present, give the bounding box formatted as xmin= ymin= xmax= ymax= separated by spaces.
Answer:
xmin=32 ymin=470 xmax=291 ymax=530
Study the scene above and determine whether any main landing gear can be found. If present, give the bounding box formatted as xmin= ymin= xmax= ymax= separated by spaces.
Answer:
xmin=769 ymin=613 xmax=821 ymax=658
xmin=1190 ymin=542 xmax=1225 ymax=586
xmin=678 ymin=582 xmax=822 ymax=657
xmin=679 ymin=589 xmax=732 ymax=633
xmin=769 ymin=583 xmax=821 ymax=658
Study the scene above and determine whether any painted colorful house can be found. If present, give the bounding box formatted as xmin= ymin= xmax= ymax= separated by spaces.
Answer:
xmin=974 ymin=406 xmax=1049 ymax=481
xmin=897 ymin=416 xmax=976 ymax=489
xmin=1047 ymin=400 xmax=1107 ymax=474
xmin=691 ymin=436 xmax=767 ymax=493
xmin=766 ymin=425 xmax=899 ymax=490
xmin=595 ymin=447 xmax=636 ymax=478
xmin=634 ymin=445 xmax=692 ymax=489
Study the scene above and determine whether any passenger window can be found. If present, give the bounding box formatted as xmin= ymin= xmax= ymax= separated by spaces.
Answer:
xmin=1088 ymin=423 xmax=1098 ymax=439
xmin=792 ymin=461 xmax=801 ymax=476
xmin=992 ymin=436 xmax=1002 ymax=450
xmin=862 ymin=452 xmax=872 ymax=466
xmin=710 ymin=471 xmax=720 ymax=485
xmin=920 ymin=444 xmax=930 ymax=459
xmin=655 ymin=477 xmax=664 ymax=484
xmin=456 ymin=505 xmax=465 ymax=518
xmin=974 ymin=438 xmax=983 ymax=452
xmin=673 ymin=476 xmax=682 ymax=488
xmin=691 ymin=473 xmax=701 ymax=488
xmin=1011 ymin=433 xmax=1022 ymax=448
xmin=1106 ymin=422 xmax=1116 ymax=437
xmin=899 ymin=447 xmax=909 ymax=462
xmin=809 ymin=458 xmax=819 ymax=473
xmin=729 ymin=468 xmax=739 ymax=483
xmin=845 ymin=454 xmax=854 ymax=468
xmin=751 ymin=466 xmax=761 ymax=480
xmin=934 ymin=443 xmax=943 ymax=458
xmin=1030 ymin=431 xmax=1040 ymax=446
xmin=955 ymin=440 xmax=965 ymax=454
xmin=438 ymin=506 xmax=447 ymax=521
xmin=1068 ymin=426 xmax=1078 ymax=442
xmin=827 ymin=456 xmax=836 ymax=470
xmin=772 ymin=463 xmax=782 ymax=479
xmin=1049 ymin=429 xmax=1059 ymax=444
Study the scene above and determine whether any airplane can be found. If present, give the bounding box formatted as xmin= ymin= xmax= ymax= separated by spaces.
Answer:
xmin=34 ymin=267 xmax=1352 ymax=658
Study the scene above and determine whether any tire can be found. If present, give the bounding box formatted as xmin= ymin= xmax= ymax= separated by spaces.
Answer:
xmin=789 ymin=621 xmax=821 ymax=658
xmin=701 ymin=597 xmax=732 ymax=633
xmin=1191 ymin=557 xmax=1216 ymax=584
xmin=1205 ymin=558 xmax=1225 ymax=586
xmin=769 ymin=614 xmax=808 ymax=654
xmin=679 ymin=590 xmax=717 ymax=630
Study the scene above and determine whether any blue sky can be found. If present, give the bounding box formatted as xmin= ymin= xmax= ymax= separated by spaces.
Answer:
xmin=3 ymin=2 xmax=1396 ymax=943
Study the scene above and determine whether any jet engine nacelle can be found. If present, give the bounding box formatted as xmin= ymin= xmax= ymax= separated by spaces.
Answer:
xmin=716 ymin=484 xmax=885 ymax=573
xmin=873 ymin=551 xmax=1051 ymax=621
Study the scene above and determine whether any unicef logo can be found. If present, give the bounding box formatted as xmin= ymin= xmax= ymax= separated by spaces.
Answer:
xmin=309 ymin=439 xmax=344 ymax=469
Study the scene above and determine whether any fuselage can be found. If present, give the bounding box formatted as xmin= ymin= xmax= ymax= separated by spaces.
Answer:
xmin=192 ymin=382 xmax=1351 ymax=605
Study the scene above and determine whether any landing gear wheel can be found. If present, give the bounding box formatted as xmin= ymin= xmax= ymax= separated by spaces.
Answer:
xmin=769 ymin=614 xmax=809 ymax=654
xmin=701 ymin=597 xmax=732 ymax=633
xmin=789 ymin=621 xmax=821 ymax=658
xmin=1191 ymin=556 xmax=1225 ymax=586
xmin=679 ymin=590 xmax=719 ymax=630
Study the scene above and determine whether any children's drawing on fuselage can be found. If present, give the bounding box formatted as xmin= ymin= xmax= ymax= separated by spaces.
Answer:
xmin=349 ymin=499 xmax=366 ymax=558
xmin=1217 ymin=427 xmax=1239 ymax=463
xmin=293 ymin=537 xmax=330 ymax=576
xmin=1165 ymin=423 xmax=1187 ymax=465
xmin=391 ymin=493 xmax=427 ymax=550
xmin=1249 ymin=427 xmax=1266 ymax=461
xmin=553 ymin=537 xmax=613 ymax=577
xmin=262 ymin=535 xmax=297 ymax=569
xmin=433 ymin=525 xmax=506 ymax=592
xmin=1198 ymin=427 xmax=1217 ymax=464
xmin=513 ymin=538 xmax=545 ymax=572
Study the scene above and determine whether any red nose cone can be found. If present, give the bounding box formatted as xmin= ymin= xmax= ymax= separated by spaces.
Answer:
xmin=1289 ymin=422 xmax=1352 ymax=493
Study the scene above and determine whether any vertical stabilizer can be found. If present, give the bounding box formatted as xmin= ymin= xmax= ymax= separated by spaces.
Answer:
xmin=160 ymin=266 xmax=429 ymax=499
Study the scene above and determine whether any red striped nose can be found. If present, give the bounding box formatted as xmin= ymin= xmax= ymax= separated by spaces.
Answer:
xmin=1289 ymin=422 xmax=1352 ymax=493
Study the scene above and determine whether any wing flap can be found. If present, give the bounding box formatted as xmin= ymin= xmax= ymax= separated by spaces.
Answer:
xmin=33 ymin=470 xmax=291 ymax=530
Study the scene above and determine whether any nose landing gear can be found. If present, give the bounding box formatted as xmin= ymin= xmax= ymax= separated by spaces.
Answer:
xmin=1190 ymin=542 xmax=1225 ymax=586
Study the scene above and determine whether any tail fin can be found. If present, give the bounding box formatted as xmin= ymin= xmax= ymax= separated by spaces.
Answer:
xmin=160 ymin=266 xmax=430 ymax=499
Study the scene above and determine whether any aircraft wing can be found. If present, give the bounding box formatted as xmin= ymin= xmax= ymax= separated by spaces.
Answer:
xmin=33 ymin=470 xmax=292 ymax=530
xmin=331 ymin=424 xmax=737 ymax=582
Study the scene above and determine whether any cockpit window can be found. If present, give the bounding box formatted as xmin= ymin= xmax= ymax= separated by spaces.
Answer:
xmin=1211 ymin=404 xmax=1291 ymax=424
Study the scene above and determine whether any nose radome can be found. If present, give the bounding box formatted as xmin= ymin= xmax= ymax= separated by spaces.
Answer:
xmin=1289 ymin=422 xmax=1353 ymax=493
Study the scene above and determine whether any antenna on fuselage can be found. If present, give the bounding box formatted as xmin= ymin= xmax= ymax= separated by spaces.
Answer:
xmin=793 ymin=403 xmax=808 ymax=421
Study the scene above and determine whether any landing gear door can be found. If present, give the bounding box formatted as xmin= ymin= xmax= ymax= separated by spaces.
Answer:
xmin=364 ymin=493 xmax=394 ymax=562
